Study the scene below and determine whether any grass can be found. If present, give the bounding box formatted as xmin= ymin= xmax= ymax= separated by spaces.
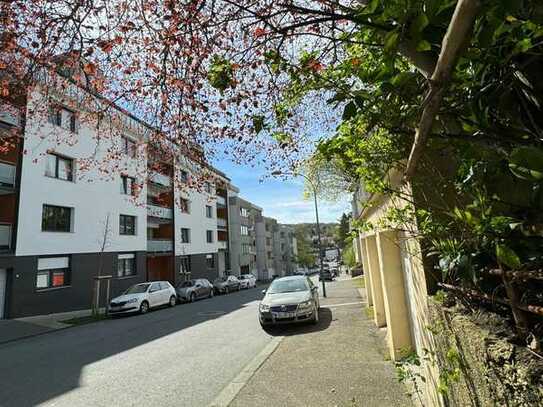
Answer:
xmin=61 ymin=313 xmax=109 ymax=326
xmin=365 ymin=305 xmax=374 ymax=319
xmin=351 ymin=276 xmax=366 ymax=288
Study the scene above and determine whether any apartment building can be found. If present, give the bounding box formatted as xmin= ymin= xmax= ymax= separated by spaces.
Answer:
xmin=279 ymin=225 xmax=298 ymax=275
xmin=0 ymin=63 xmax=238 ymax=319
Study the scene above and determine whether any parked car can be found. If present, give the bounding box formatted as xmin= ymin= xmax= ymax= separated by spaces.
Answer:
xmin=259 ymin=275 xmax=320 ymax=326
xmin=351 ymin=265 xmax=363 ymax=277
xmin=109 ymin=281 xmax=177 ymax=315
xmin=176 ymin=279 xmax=214 ymax=302
xmin=238 ymin=274 xmax=257 ymax=289
xmin=319 ymin=270 xmax=334 ymax=281
xmin=213 ymin=275 xmax=241 ymax=294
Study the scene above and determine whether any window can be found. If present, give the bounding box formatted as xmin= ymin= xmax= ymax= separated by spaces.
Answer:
xmin=119 ymin=215 xmax=136 ymax=235
xmin=206 ymin=205 xmax=213 ymax=218
xmin=180 ymin=256 xmax=191 ymax=274
xmin=267 ymin=251 xmax=272 ymax=260
xmin=180 ymin=198 xmax=190 ymax=213
xmin=42 ymin=204 xmax=72 ymax=232
xmin=45 ymin=153 xmax=73 ymax=181
xmin=206 ymin=230 xmax=214 ymax=243
xmin=281 ymin=243 xmax=285 ymax=251
xmin=204 ymin=182 xmax=212 ymax=193
xmin=181 ymin=228 xmax=190 ymax=243
xmin=240 ymin=207 xmax=249 ymax=217
xmin=121 ymin=175 xmax=136 ymax=196
xmin=241 ymin=225 xmax=249 ymax=236
xmin=48 ymin=104 xmax=78 ymax=133
xmin=117 ymin=253 xmax=136 ymax=277
xmin=180 ymin=170 xmax=189 ymax=183
xmin=121 ymin=136 xmax=137 ymax=158
xmin=206 ymin=254 xmax=215 ymax=269
xmin=280 ymin=231 xmax=285 ymax=238
xmin=265 ymin=223 xmax=270 ymax=232
xmin=36 ymin=257 xmax=71 ymax=289
xmin=266 ymin=237 xmax=271 ymax=246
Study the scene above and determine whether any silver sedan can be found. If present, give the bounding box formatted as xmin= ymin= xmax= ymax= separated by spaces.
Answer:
xmin=259 ymin=275 xmax=319 ymax=327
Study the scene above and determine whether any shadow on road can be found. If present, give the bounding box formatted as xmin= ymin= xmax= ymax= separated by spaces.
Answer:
xmin=262 ymin=307 xmax=333 ymax=336
xmin=0 ymin=286 xmax=267 ymax=407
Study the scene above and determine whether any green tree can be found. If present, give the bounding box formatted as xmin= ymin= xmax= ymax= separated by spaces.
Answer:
xmin=335 ymin=213 xmax=351 ymax=250
xmin=294 ymin=225 xmax=316 ymax=268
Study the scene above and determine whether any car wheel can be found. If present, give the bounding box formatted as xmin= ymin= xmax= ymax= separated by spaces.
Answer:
xmin=140 ymin=301 xmax=149 ymax=314
xmin=190 ymin=293 xmax=196 ymax=303
xmin=209 ymin=289 xmax=214 ymax=298
xmin=169 ymin=296 xmax=176 ymax=307
xmin=225 ymin=286 xmax=229 ymax=294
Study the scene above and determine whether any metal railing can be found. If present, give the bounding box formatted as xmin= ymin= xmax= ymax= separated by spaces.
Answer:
xmin=148 ymin=171 xmax=171 ymax=187
xmin=147 ymin=239 xmax=173 ymax=252
xmin=147 ymin=204 xmax=173 ymax=219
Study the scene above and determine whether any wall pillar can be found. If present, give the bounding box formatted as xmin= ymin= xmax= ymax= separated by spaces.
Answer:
xmin=365 ymin=235 xmax=386 ymax=327
xmin=360 ymin=235 xmax=373 ymax=306
xmin=376 ymin=230 xmax=413 ymax=360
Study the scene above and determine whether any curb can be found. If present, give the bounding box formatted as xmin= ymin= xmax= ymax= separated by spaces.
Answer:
xmin=208 ymin=335 xmax=284 ymax=407
xmin=0 ymin=325 xmax=69 ymax=347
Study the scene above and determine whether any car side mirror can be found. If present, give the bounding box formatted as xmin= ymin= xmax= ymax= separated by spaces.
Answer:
xmin=261 ymin=289 xmax=266 ymax=295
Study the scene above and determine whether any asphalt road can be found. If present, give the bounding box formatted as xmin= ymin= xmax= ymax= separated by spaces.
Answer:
xmin=0 ymin=286 xmax=272 ymax=407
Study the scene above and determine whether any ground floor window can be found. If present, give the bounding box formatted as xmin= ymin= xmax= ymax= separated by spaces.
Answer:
xmin=36 ymin=256 xmax=71 ymax=290
xmin=117 ymin=253 xmax=136 ymax=277
xmin=179 ymin=256 xmax=191 ymax=274
xmin=206 ymin=254 xmax=215 ymax=269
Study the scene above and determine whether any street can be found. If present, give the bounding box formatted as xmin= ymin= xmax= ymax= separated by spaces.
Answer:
xmin=0 ymin=287 xmax=272 ymax=407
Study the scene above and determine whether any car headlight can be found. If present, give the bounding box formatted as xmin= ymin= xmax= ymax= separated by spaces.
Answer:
xmin=127 ymin=298 xmax=138 ymax=304
xmin=297 ymin=300 xmax=313 ymax=310
xmin=260 ymin=303 xmax=270 ymax=312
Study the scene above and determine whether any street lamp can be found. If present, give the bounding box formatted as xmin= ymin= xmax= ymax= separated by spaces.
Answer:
xmin=271 ymin=170 xmax=327 ymax=297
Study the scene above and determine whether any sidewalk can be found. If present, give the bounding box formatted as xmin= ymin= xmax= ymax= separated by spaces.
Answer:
xmin=229 ymin=277 xmax=412 ymax=407
xmin=0 ymin=308 xmax=100 ymax=345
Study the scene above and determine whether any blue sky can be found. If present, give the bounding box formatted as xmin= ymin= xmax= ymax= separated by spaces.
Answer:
xmin=213 ymin=158 xmax=351 ymax=224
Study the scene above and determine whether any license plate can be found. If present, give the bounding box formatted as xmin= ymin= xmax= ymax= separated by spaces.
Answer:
xmin=273 ymin=312 xmax=295 ymax=319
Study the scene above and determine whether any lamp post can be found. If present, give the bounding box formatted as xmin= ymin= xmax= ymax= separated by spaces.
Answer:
xmin=271 ymin=170 xmax=327 ymax=297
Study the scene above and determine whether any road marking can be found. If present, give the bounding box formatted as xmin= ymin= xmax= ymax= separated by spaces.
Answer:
xmin=208 ymin=335 xmax=284 ymax=407
xmin=325 ymin=301 xmax=364 ymax=308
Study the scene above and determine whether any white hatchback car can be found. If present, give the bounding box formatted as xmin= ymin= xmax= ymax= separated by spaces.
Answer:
xmin=109 ymin=281 xmax=177 ymax=315
xmin=238 ymin=274 xmax=257 ymax=289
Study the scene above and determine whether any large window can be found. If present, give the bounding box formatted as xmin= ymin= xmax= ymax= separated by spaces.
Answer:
xmin=45 ymin=153 xmax=73 ymax=181
xmin=117 ymin=253 xmax=136 ymax=277
xmin=180 ymin=198 xmax=190 ymax=213
xmin=206 ymin=254 xmax=215 ymax=269
xmin=241 ymin=225 xmax=249 ymax=236
xmin=206 ymin=230 xmax=214 ymax=243
xmin=119 ymin=215 xmax=136 ymax=235
xmin=121 ymin=175 xmax=136 ymax=196
xmin=48 ymin=105 xmax=78 ymax=133
xmin=181 ymin=228 xmax=190 ymax=243
xmin=36 ymin=257 xmax=71 ymax=290
xmin=240 ymin=207 xmax=249 ymax=217
xmin=42 ymin=204 xmax=72 ymax=232
xmin=121 ymin=136 xmax=137 ymax=158
xmin=205 ymin=205 xmax=213 ymax=218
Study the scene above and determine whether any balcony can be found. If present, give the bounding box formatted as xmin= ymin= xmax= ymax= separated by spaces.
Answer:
xmin=147 ymin=239 xmax=173 ymax=252
xmin=148 ymin=171 xmax=171 ymax=188
xmin=147 ymin=204 xmax=173 ymax=219
xmin=217 ymin=218 xmax=228 ymax=229
xmin=216 ymin=196 xmax=226 ymax=206
xmin=0 ymin=223 xmax=12 ymax=250
xmin=218 ymin=240 xmax=228 ymax=250
xmin=0 ymin=161 xmax=16 ymax=188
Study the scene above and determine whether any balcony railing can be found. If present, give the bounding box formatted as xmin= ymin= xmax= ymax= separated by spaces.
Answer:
xmin=216 ymin=196 xmax=227 ymax=206
xmin=0 ymin=162 xmax=16 ymax=187
xmin=0 ymin=223 xmax=12 ymax=250
xmin=218 ymin=240 xmax=227 ymax=249
xmin=147 ymin=204 xmax=173 ymax=219
xmin=147 ymin=239 xmax=173 ymax=252
xmin=217 ymin=218 xmax=228 ymax=229
xmin=149 ymin=171 xmax=171 ymax=188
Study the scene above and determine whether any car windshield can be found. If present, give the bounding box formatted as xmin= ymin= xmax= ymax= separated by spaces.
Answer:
xmin=178 ymin=281 xmax=193 ymax=288
xmin=124 ymin=284 xmax=150 ymax=294
xmin=267 ymin=278 xmax=308 ymax=294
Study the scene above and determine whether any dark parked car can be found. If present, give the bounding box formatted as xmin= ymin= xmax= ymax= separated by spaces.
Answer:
xmin=213 ymin=275 xmax=241 ymax=294
xmin=319 ymin=270 xmax=334 ymax=281
xmin=176 ymin=279 xmax=214 ymax=302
